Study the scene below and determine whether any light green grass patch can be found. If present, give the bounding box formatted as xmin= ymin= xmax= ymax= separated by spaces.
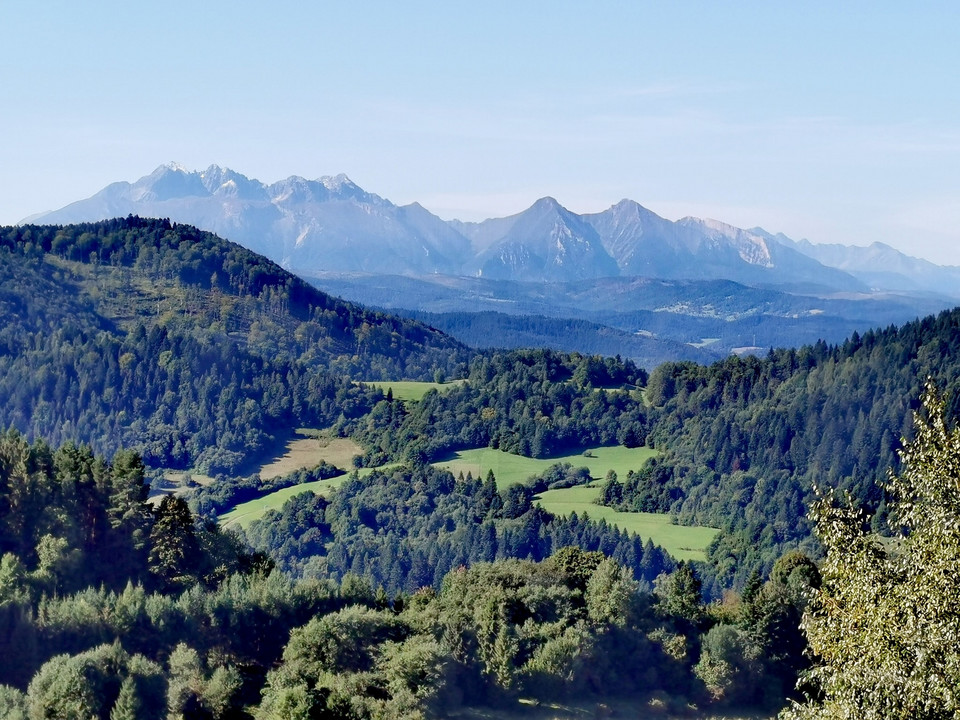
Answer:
xmin=220 ymin=475 xmax=350 ymax=529
xmin=359 ymin=379 xmax=466 ymax=402
xmin=535 ymin=485 xmax=719 ymax=562
xmin=433 ymin=445 xmax=717 ymax=560
xmin=216 ymin=430 xmax=367 ymax=528
xmin=220 ymin=463 xmax=401 ymax=529
xmin=434 ymin=445 xmax=658 ymax=490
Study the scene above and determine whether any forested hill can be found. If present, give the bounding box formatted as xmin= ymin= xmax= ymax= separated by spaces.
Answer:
xmin=0 ymin=217 xmax=471 ymax=472
xmin=634 ymin=308 xmax=960 ymax=590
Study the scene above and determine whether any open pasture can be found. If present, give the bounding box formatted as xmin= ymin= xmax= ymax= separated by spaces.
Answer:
xmin=433 ymin=445 xmax=658 ymax=489
xmin=219 ymin=474 xmax=349 ymax=528
xmin=257 ymin=431 xmax=363 ymax=479
xmin=220 ymin=464 xmax=399 ymax=529
xmin=433 ymin=445 xmax=716 ymax=560
xmin=359 ymin=379 xmax=465 ymax=402
xmin=216 ymin=430 xmax=366 ymax=528
xmin=535 ymin=484 xmax=719 ymax=561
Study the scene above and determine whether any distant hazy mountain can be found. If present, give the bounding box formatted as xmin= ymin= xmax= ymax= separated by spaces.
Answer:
xmin=753 ymin=228 xmax=960 ymax=298
xmin=31 ymin=163 xmax=472 ymax=275
xmin=28 ymin=164 xmax=960 ymax=366
xmin=460 ymin=197 xmax=620 ymax=281
xmin=584 ymin=200 xmax=863 ymax=291
xmin=31 ymin=163 xmax=872 ymax=291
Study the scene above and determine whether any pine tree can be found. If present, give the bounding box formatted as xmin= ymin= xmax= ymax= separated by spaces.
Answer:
xmin=148 ymin=496 xmax=199 ymax=590
xmin=110 ymin=677 xmax=141 ymax=720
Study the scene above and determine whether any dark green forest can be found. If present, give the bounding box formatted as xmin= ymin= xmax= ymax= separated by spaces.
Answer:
xmin=2 ymin=218 xmax=960 ymax=716
xmin=351 ymin=349 xmax=647 ymax=465
xmin=0 ymin=218 xmax=469 ymax=473
xmin=629 ymin=315 xmax=960 ymax=591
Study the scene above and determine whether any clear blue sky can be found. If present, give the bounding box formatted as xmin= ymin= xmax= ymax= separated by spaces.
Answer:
xmin=3 ymin=1 xmax=959 ymax=263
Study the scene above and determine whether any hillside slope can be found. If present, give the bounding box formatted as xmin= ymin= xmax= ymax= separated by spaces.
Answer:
xmin=636 ymin=307 xmax=960 ymax=590
xmin=0 ymin=217 xmax=470 ymax=472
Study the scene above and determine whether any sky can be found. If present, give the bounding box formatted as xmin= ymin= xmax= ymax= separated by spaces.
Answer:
xmin=2 ymin=1 xmax=959 ymax=263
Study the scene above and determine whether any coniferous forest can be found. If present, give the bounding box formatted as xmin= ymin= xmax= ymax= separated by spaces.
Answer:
xmin=1 ymin=217 xmax=960 ymax=717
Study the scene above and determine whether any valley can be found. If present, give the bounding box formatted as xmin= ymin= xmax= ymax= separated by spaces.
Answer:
xmin=31 ymin=163 xmax=960 ymax=371
xmin=1 ymin=217 xmax=958 ymax=717
xmin=210 ymin=431 xmax=715 ymax=560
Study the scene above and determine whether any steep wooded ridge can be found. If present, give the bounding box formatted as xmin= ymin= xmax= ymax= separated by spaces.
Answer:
xmin=634 ymin=309 xmax=960 ymax=591
xmin=0 ymin=217 xmax=470 ymax=472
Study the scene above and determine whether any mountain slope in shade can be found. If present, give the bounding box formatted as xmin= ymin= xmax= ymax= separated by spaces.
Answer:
xmin=463 ymin=197 xmax=620 ymax=281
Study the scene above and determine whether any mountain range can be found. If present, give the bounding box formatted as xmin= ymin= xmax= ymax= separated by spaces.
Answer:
xmin=26 ymin=163 xmax=960 ymax=365
xmin=34 ymin=162 xmax=958 ymax=293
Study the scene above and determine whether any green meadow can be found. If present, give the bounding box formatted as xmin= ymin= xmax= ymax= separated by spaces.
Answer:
xmin=220 ymin=464 xmax=401 ymax=529
xmin=219 ymin=437 xmax=716 ymax=561
xmin=434 ymin=445 xmax=717 ymax=561
xmin=359 ymin=379 xmax=466 ymax=402
xmin=535 ymin=484 xmax=719 ymax=561
xmin=433 ymin=445 xmax=659 ymax=489
xmin=219 ymin=474 xmax=349 ymax=529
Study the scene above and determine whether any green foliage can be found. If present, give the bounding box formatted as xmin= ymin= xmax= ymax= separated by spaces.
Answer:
xmin=148 ymin=497 xmax=199 ymax=590
xmin=283 ymin=605 xmax=407 ymax=676
xmin=655 ymin=561 xmax=705 ymax=628
xmin=585 ymin=557 xmax=640 ymax=627
xmin=25 ymin=642 xmax=165 ymax=720
xmin=782 ymin=384 xmax=960 ymax=718
xmin=243 ymin=463 xmax=675 ymax=593
xmin=694 ymin=624 xmax=764 ymax=705
xmin=188 ymin=461 xmax=343 ymax=519
xmin=639 ymin=311 xmax=960 ymax=590
xmin=0 ymin=685 xmax=26 ymax=720
xmin=108 ymin=677 xmax=141 ymax=720
xmin=0 ymin=218 xmax=469 ymax=473
xmin=166 ymin=643 xmax=242 ymax=720
xmin=352 ymin=348 xmax=648 ymax=464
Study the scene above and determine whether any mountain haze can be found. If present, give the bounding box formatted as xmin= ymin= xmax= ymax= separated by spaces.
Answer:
xmin=30 ymin=163 xmax=890 ymax=291
xmin=28 ymin=164 xmax=960 ymax=367
xmin=757 ymin=228 xmax=960 ymax=297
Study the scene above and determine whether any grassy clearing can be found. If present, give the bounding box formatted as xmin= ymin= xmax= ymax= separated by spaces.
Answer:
xmin=433 ymin=445 xmax=717 ymax=561
xmin=217 ymin=431 xmax=366 ymax=528
xmin=535 ymin=485 xmax=719 ymax=562
xmin=258 ymin=432 xmax=363 ymax=479
xmin=433 ymin=445 xmax=659 ymax=489
xmin=162 ymin=470 xmax=215 ymax=487
xmin=359 ymin=379 xmax=465 ymax=402
xmin=219 ymin=475 xmax=349 ymax=528
xmin=220 ymin=464 xmax=400 ymax=529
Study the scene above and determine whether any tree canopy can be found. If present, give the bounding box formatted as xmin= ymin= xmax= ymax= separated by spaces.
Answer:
xmin=785 ymin=382 xmax=960 ymax=719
